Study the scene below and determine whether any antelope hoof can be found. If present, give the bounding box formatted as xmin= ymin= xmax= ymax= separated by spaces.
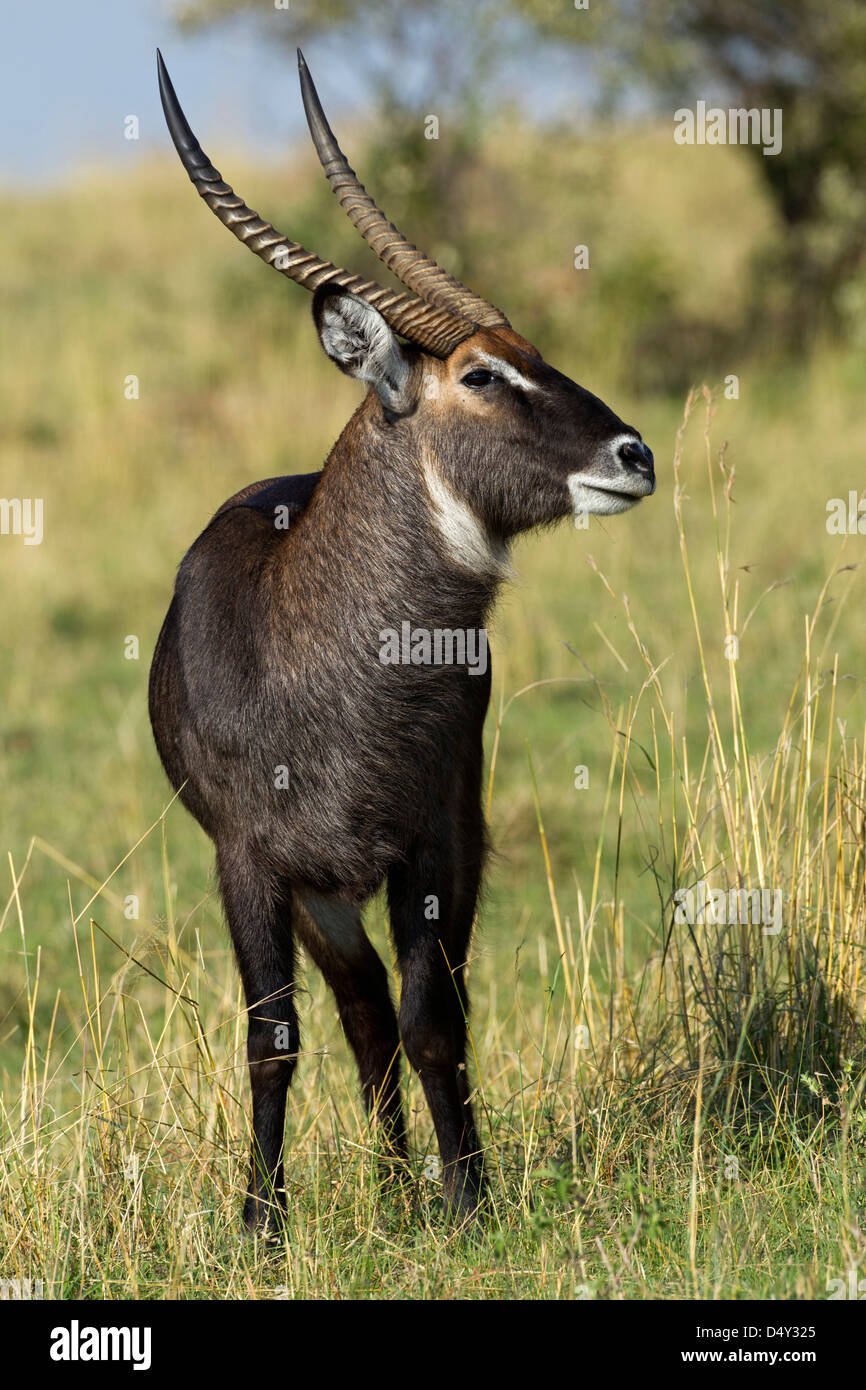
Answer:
xmin=243 ymin=1192 xmax=287 ymax=1241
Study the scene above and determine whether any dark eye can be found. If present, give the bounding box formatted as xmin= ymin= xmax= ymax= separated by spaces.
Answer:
xmin=461 ymin=369 xmax=498 ymax=388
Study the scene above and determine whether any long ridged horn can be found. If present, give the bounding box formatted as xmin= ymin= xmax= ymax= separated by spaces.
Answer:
xmin=156 ymin=50 xmax=476 ymax=357
xmin=297 ymin=49 xmax=510 ymax=330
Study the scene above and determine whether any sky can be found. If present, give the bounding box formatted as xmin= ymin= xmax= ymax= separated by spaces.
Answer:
xmin=0 ymin=0 xmax=607 ymax=189
xmin=1 ymin=0 xmax=370 ymax=187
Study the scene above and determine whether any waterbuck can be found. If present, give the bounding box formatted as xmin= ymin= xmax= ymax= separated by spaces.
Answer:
xmin=149 ymin=49 xmax=655 ymax=1234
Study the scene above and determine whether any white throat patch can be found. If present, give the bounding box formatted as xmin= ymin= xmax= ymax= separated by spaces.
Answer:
xmin=422 ymin=455 xmax=512 ymax=580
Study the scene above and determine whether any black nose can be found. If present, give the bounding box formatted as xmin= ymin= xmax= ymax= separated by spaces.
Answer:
xmin=619 ymin=438 xmax=654 ymax=477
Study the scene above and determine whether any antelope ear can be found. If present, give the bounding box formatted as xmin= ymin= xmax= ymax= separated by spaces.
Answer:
xmin=313 ymin=287 xmax=413 ymax=415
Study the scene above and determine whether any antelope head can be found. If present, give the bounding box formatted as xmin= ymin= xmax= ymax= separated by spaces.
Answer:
xmin=157 ymin=49 xmax=655 ymax=563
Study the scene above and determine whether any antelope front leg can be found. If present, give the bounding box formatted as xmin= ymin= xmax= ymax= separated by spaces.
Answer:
xmin=217 ymin=847 xmax=299 ymax=1235
xmin=387 ymin=830 xmax=486 ymax=1225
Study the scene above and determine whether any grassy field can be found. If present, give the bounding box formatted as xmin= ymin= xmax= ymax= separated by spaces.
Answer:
xmin=1 ymin=123 xmax=865 ymax=1298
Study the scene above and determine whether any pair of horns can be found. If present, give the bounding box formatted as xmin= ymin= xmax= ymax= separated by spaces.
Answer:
xmin=156 ymin=49 xmax=510 ymax=357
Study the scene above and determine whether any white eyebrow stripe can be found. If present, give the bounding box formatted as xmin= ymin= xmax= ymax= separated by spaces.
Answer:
xmin=473 ymin=353 xmax=540 ymax=394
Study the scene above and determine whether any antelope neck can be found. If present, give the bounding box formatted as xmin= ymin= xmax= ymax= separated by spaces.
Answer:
xmin=284 ymin=403 xmax=506 ymax=630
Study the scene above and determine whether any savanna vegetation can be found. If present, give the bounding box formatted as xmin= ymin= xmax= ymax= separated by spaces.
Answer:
xmin=1 ymin=25 xmax=865 ymax=1297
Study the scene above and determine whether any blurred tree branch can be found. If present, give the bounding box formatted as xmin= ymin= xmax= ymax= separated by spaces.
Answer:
xmin=514 ymin=0 xmax=866 ymax=340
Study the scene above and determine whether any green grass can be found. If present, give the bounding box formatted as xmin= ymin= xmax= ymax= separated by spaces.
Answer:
xmin=1 ymin=133 xmax=865 ymax=1298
